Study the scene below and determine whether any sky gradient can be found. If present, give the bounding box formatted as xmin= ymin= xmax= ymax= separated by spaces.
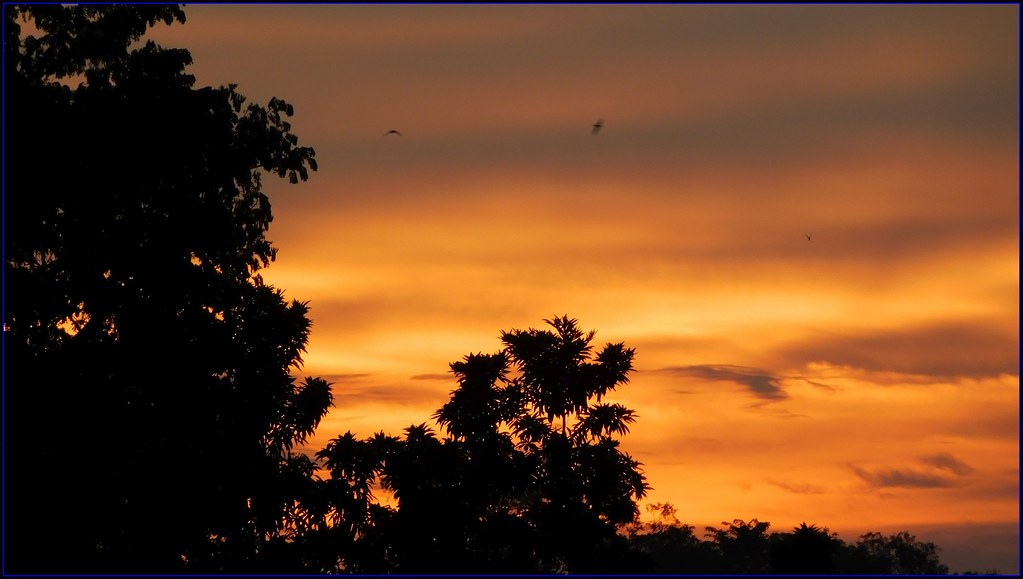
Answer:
xmin=145 ymin=5 xmax=1018 ymax=573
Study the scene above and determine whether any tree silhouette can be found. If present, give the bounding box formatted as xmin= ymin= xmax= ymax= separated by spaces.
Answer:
xmin=846 ymin=530 xmax=950 ymax=574
xmin=312 ymin=316 xmax=651 ymax=573
xmin=705 ymin=518 xmax=774 ymax=573
xmin=626 ymin=503 xmax=721 ymax=573
xmin=769 ymin=522 xmax=843 ymax=573
xmin=5 ymin=5 xmax=324 ymax=572
xmin=499 ymin=316 xmax=649 ymax=572
xmin=626 ymin=506 xmax=953 ymax=575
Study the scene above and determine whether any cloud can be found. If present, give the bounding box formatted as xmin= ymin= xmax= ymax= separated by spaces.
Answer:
xmin=921 ymin=453 xmax=975 ymax=476
xmin=790 ymin=375 xmax=840 ymax=391
xmin=410 ymin=373 xmax=452 ymax=381
xmin=320 ymin=375 xmax=448 ymax=407
xmin=655 ymin=364 xmax=788 ymax=401
xmin=745 ymin=402 xmax=808 ymax=419
xmin=768 ymin=480 xmax=827 ymax=495
xmin=849 ymin=454 xmax=976 ymax=490
xmin=849 ymin=464 xmax=954 ymax=489
xmin=776 ymin=320 xmax=1019 ymax=380
xmin=317 ymin=373 xmax=373 ymax=383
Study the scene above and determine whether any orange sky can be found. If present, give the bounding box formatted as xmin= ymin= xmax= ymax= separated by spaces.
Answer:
xmin=145 ymin=5 xmax=1018 ymax=573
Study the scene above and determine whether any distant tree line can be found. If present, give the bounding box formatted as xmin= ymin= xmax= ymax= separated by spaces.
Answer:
xmin=5 ymin=4 xmax=964 ymax=575
xmin=625 ymin=504 xmax=951 ymax=574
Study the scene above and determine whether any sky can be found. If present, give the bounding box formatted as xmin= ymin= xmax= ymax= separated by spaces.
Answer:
xmin=145 ymin=5 xmax=1018 ymax=573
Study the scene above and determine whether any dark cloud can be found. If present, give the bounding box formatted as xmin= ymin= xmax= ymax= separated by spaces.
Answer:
xmin=790 ymin=376 xmax=840 ymax=391
xmin=776 ymin=320 xmax=1018 ymax=379
xmin=942 ymin=407 xmax=1019 ymax=442
xmin=849 ymin=464 xmax=954 ymax=489
xmin=768 ymin=479 xmax=827 ymax=495
xmin=921 ymin=453 xmax=975 ymax=476
xmin=654 ymin=364 xmax=787 ymax=401
xmin=849 ymin=454 xmax=978 ymax=490
xmin=745 ymin=402 xmax=808 ymax=419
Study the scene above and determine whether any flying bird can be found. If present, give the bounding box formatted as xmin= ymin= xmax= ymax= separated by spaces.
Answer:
xmin=805 ymin=232 xmax=813 ymax=241
xmin=591 ymin=118 xmax=604 ymax=134
xmin=383 ymin=129 xmax=403 ymax=136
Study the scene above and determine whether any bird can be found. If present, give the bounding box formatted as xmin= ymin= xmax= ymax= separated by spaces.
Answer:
xmin=591 ymin=118 xmax=604 ymax=134
xmin=383 ymin=129 xmax=403 ymax=136
xmin=805 ymin=232 xmax=813 ymax=241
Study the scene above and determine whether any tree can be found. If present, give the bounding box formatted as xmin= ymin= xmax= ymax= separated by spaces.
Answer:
xmin=626 ymin=503 xmax=721 ymax=573
xmin=769 ymin=522 xmax=845 ymax=574
xmin=313 ymin=316 xmax=652 ymax=573
xmin=4 ymin=5 xmax=325 ymax=572
xmin=845 ymin=530 xmax=950 ymax=574
xmin=705 ymin=518 xmax=773 ymax=573
xmin=497 ymin=316 xmax=650 ymax=571
xmin=623 ymin=507 xmax=953 ymax=575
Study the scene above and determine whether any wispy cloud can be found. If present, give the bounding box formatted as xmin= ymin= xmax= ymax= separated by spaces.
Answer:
xmin=922 ymin=453 xmax=975 ymax=476
xmin=776 ymin=320 xmax=1019 ymax=380
xmin=849 ymin=454 xmax=976 ymax=489
xmin=790 ymin=375 xmax=840 ymax=391
xmin=317 ymin=373 xmax=373 ymax=383
xmin=769 ymin=479 xmax=827 ymax=495
xmin=323 ymin=377 xmax=448 ymax=407
xmin=655 ymin=364 xmax=788 ymax=401
xmin=410 ymin=373 xmax=451 ymax=381
xmin=849 ymin=464 xmax=954 ymax=489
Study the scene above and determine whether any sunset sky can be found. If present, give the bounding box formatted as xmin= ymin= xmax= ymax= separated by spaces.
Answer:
xmin=147 ymin=5 xmax=1017 ymax=573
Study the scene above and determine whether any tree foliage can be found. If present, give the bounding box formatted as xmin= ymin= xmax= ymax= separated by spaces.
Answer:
xmin=4 ymin=5 xmax=324 ymax=572
xmin=628 ymin=505 xmax=952 ymax=575
xmin=314 ymin=316 xmax=651 ymax=573
xmin=846 ymin=530 xmax=951 ymax=575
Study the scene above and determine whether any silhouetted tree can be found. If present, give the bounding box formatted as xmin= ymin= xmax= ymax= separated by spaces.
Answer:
xmin=769 ymin=522 xmax=844 ymax=574
xmin=5 ymin=5 xmax=324 ymax=573
xmin=844 ymin=530 xmax=950 ymax=574
xmin=705 ymin=518 xmax=773 ymax=573
xmin=313 ymin=317 xmax=651 ymax=573
xmin=499 ymin=316 xmax=650 ymax=572
xmin=626 ymin=503 xmax=722 ymax=573
xmin=624 ymin=504 xmax=952 ymax=575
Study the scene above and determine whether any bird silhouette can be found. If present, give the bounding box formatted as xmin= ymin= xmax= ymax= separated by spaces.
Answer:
xmin=805 ymin=232 xmax=813 ymax=241
xmin=383 ymin=130 xmax=403 ymax=136
xmin=591 ymin=118 xmax=604 ymax=134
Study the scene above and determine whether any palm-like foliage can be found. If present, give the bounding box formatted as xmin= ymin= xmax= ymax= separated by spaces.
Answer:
xmin=572 ymin=402 xmax=637 ymax=442
xmin=433 ymin=352 xmax=513 ymax=441
xmin=501 ymin=316 xmax=635 ymax=432
xmin=768 ymin=522 xmax=843 ymax=573
xmin=317 ymin=431 xmax=392 ymax=501
xmin=511 ymin=412 xmax=555 ymax=452
xmin=309 ymin=317 xmax=647 ymax=573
